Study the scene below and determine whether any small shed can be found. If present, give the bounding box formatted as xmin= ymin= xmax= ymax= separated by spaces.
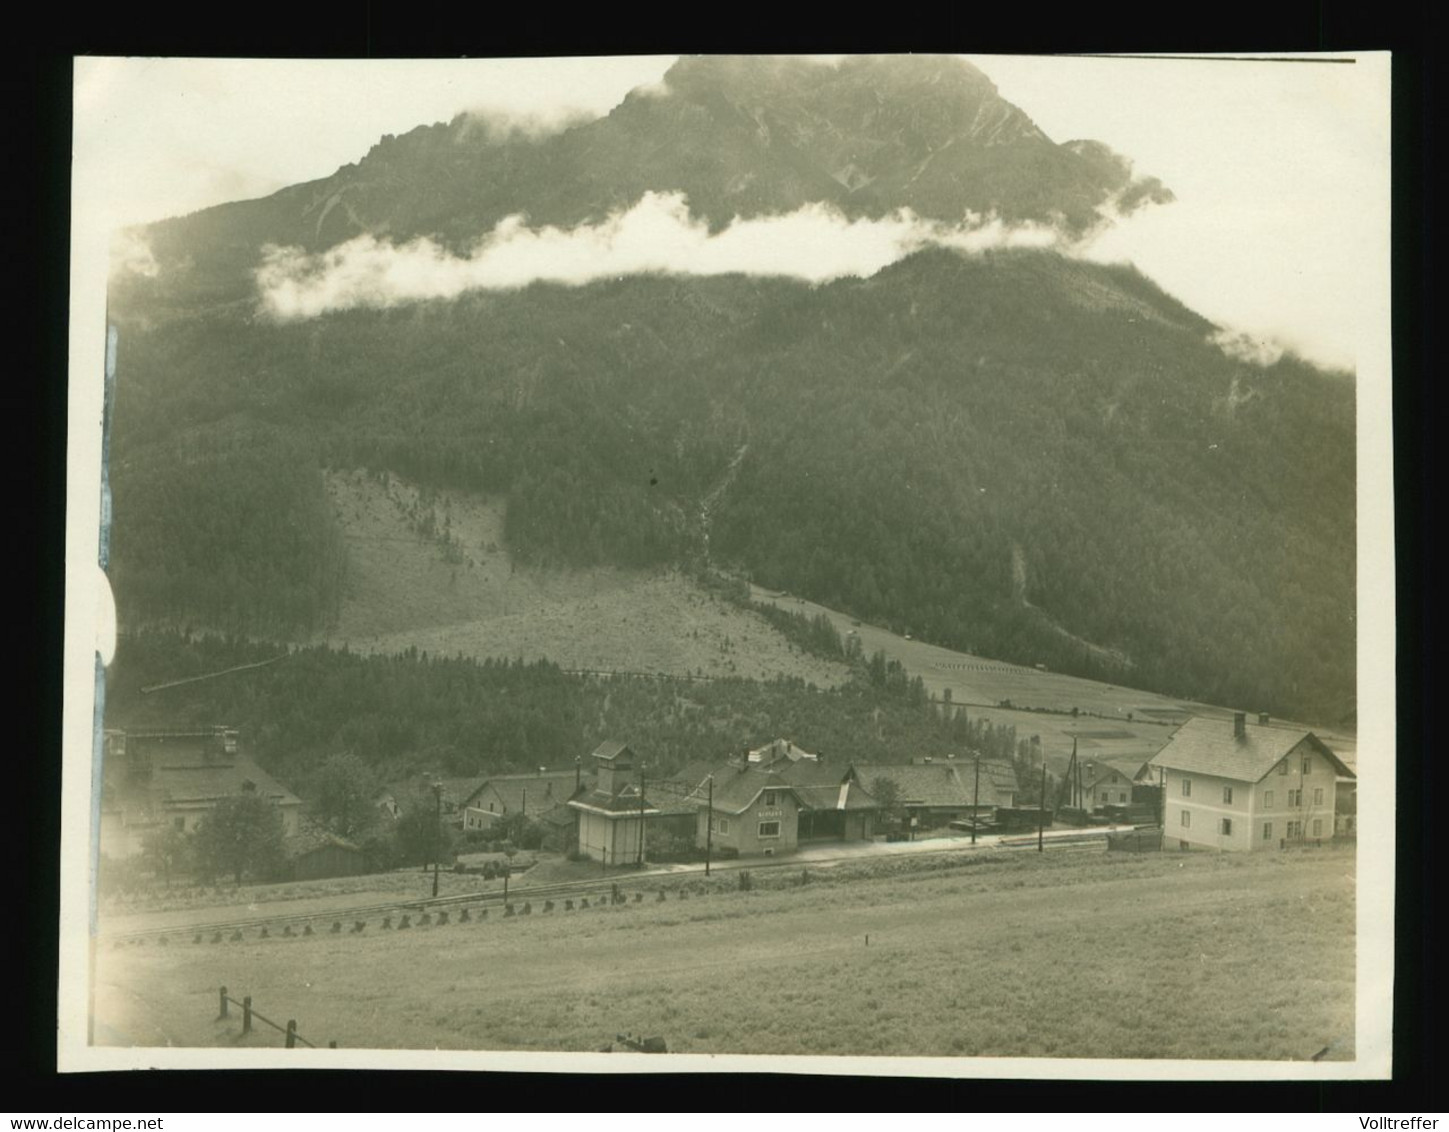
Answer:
xmin=286 ymin=827 xmax=369 ymax=881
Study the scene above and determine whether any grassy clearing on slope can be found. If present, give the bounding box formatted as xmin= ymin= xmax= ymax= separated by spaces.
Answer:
xmin=97 ymin=846 xmax=1355 ymax=1061
xmin=320 ymin=471 xmax=849 ymax=687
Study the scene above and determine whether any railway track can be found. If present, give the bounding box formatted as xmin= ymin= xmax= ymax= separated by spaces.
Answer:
xmin=102 ymin=873 xmax=645 ymax=943
xmin=101 ymin=850 xmax=845 ymax=943
xmin=101 ymin=828 xmax=1143 ymax=943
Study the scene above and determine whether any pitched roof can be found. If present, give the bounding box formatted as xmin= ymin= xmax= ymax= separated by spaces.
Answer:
xmin=464 ymin=771 xmax=590 ymax=814
xmin=285 ymin=819 xmax=363 ymax=858
xmin=850 ymin=763 xmax=976 ymax=808
xmin=149 ymin=754 xmax=300 ymax=809
xmin=106 ymin=746 xmax=301 ymax=824
xmin=590 ymin=740 xmax=634 ymax=762
xmin=1081 ymin=762 xmax=1142 ymax=791
xmin=433 ymin=776 xmax=488 ymax=809
xmin=790 ymin=778 xmax=882 ymax=812
xmin=746 ymin=738 xmax=820 ymax=767
xmin=764 ymin=757 xmax=881 ymax=812
xmin=568 ymin=780 xmax=661 ymax=817
xmin=1148 ymin=717 xmax=1354 ymax=784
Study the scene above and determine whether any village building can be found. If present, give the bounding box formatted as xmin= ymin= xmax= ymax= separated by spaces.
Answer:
xmin=99 ymin=727 xmax=303 ymax=858
xmin=567 ymin=741 xmax=660 ymax=865
xmin=461 ymin=768 xmax=592 ymax=832
xmin=666 ymin=739 xmax=882 ymax=855
xmin=1148 ymin=713 xmax=1355 ymax=852
xmin=848 ymin=757 xmax=1016 ymax=830
xmin=1079 ymin=760 xmax=1142 ymax=812
xmin=1335 ymin=781 xmax=1357 ymax=838
xmin=284 ymin=821 xmax=369 ymax=881
xmin=433 ymin=776 xmax=488 ymax=829
xmin=674 ymin=762 xmax=806 ymax=858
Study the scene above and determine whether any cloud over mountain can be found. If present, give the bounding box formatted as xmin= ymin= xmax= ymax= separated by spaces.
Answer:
xmin=256 ymin=191 xmax=1070 ymax=319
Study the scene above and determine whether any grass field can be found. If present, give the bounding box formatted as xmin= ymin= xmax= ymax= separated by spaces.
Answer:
xmin=316 ymin=471 xmax=849 ymax=688
xmin=747 ymin=586 xmax=1358 ymax=774
xmin=94 ymin=845 xmax=1355 ymax=1061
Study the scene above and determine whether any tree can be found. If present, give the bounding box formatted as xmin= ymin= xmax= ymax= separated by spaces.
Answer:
xmin=869 ymin=775 xmax=901 ymax=811
xmin=393 ymin=790 xmax=454 ymax=868
xmin=310 ymin=752 xmax=379 ymax=838
xmin=141 ymin=825 xmax=193 ymax=888
xmin=194 ymin=793 xmax=286 ymax=886
xmin=870 ymin=775 xmax=905 ymax=831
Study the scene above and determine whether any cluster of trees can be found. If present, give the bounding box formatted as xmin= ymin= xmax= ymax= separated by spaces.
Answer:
xmin=109 ymin=248 xmax=1355 ymax=720
xmin=136 ymin=793 xmax=286 ymax=888
xmin=107 ymin=630 xmax=1024 ymax=801
xmin=108 ymin=429 xmax=347 ymax=635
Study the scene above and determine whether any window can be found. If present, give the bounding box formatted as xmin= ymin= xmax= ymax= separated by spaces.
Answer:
xmin=1180 ymin=810 xmax=1191 ymax=828
xmin=1223 ymin=786 xmax=1234 ymax=805
xmin=1312 ymin=819 xmax=1323 ymax=838
xmin=1119 ymin=792 xmax=1127 ymax=803
xmin=1292 ymin=788 xmax=1303 ymax=807
xmin=1314 ymin=787 xmax=1324 ymax=806
xmin=1220 ymin=818 xmax=1233 ymax=835
xmin=1264 ymin=790 xmax=1274 ymax=809
xmin=758 ymin=821 xmax=781 ymax=838
xmin=1181 ymin=778 xmax=1192 ymax=797
xmin=1262 ymin=822 xmax=1273 ymax=840
xmin=717 ymin=818 xmax=729 ymax=834
xmin=1302 ymin=756 xmax=1312 ymax=775
xmin=173 ymin=816 xmax=186 ymax=831
xmin=1278 ymin=761 xmax=1288 ymax=775
xmin=762 ymin=791 xmax=778 ymax=807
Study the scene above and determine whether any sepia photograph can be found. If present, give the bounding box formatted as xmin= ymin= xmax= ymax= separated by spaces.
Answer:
xmin=60 ymin=52 xmax=1394 ymax=1076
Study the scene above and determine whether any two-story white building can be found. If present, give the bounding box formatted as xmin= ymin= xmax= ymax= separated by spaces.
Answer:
xmin=1148 ymin=713 xmax=1354 ymax=852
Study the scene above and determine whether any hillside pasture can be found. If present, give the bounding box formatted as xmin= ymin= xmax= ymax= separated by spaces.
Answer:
xmin=95 ymin=846 xmax=1355 ymax=1061
xmin=320 ymin=471 xmax=850 ymax=688
xmin=747 ymin=586 xmax=1357 ymax=773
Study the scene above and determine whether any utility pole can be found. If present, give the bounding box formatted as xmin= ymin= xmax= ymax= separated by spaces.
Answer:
xmin=521 ymin=787 xmax=527 ymax=819
xmin=432 ymin=781 xmax=442 ymax=898
xmin=972 ymin=754 xmax=981 ymax=846
xmin=637 ymin=766 xmax=646 ymax=868
xmin=1038 ymin=758 xmax=1047 ymax=853
xmin=1158 ymin=764 xmax=1166 ymax=852
xmin=705 ymin=775 xmax=714 ymax=877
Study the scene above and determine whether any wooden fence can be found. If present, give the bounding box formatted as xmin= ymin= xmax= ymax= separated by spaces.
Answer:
xmin=1106 ymin=827 xmax=1163 ymax=853
xmin=218 ymin=986 xmax=335 ymax=1049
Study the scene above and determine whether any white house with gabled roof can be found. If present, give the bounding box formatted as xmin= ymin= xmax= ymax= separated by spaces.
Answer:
xmin=1148 ymin=713 xmax=1354 ymax=852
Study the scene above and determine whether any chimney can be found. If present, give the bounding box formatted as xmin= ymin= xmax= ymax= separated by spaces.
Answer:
xmin=1233 ymin=712 xmax=1246 ymax=740
xmin=1258 ymin=713 xmax=1270 ymax=726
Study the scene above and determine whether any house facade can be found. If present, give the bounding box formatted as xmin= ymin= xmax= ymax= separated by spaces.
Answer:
xmin=848 ymin=758 xmax=1012 ymax=829
xmin=462 ymin=769 xmax=589 ymax=832
xmin=666 ymin=739 xmax=882 ymax=856
xmin=99 ymin=727 xmax=303 ymax=857
xmin=1149 ymin=713 xmax=1354 ymax=852
xmin=1080 ymin=763 xmax=1136 ymax=812
xmin=567 ymin=741 xmax=659 ymax=865
xmin=697 ymin=771 xmax=803 ymax=857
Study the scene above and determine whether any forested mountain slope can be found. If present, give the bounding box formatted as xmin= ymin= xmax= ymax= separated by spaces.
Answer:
xmin=108 ymin=245 xmax=1354 ymax=721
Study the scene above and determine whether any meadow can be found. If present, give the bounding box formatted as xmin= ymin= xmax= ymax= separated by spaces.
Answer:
xmin=95 ymin=844 xmax=1355 ymax=1061
xmin=319 ymin=471 xmax=849 ymax=687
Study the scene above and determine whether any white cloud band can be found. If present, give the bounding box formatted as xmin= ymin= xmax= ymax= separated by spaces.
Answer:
xmin=255 ymin=191 xmax=1068 ymax=320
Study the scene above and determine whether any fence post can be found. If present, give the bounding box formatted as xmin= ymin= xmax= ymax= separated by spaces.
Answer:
xmin=219 ymin=986 xmax=229 ymax=1019
xmin=242 ymin=996 xmax=253 ymax=1034
xmin=286 ymin=1020 xmax=298 ymax=1049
